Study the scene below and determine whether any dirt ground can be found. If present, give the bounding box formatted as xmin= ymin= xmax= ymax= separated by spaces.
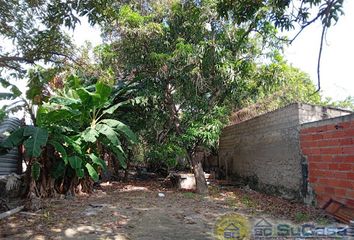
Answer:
xmin=0 ymin=180 xmax=341 ymax=240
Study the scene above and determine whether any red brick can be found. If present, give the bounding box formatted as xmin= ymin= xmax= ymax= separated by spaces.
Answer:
xmin=313 ymin=185 xmax=326 ymax=193
xmin=340 ymin=122 xmax=351 ymax=129
xmin=309 ymin=155 xmax=333 ymax=162
xmin=320 ymin=147 xmax=340 ymax=155
xmin=314 ymin=126 xmax=328 ymax=132
xmin=317 ymin=178 xmax=331 ymax=185
xmin=323 ymin=131 xmax=346 ymax=139
xmin=333 ymin=155 xmax=354 ymax=162
xmin=313 ymin=134 xmax=324 ymax=140
xmin=309 ymin=162 xmax=329 ymax=170
xmin=346 ymin=190 xmax=354 ymax=199
xmin=302 ymin=148 xmax=321 ymax=155
xmin=301 ymin=141 xmax=319 ymax=148
xmin=335 ymin=180 xmax=353 ymax=188
xmin=337 ymin=163 xmax=352 ymax=171
xmin=334 ymin=188 xmax=347 ymax=197
xmin=324 ymin=187 xmax=335 ymax=194
xmin=312 ymin=169 xmax=330 ymax=177
xmin=311 ymin=148 xmax=321 ymax=154
xmin=344 ymin=129 xmax=354 ymax=137
xmin=308 ymin=155 xmax=321 ymax=162
xmin=318 ymin=139 xmax=339 ymax=147
xmin=301 ymin=127 xmax=317 ymax=134
xmin=320 ymin=179 xmax=352 ymax=189
xmin=302 ymin=148 xmax=310 ymax=155
xmin=342 ymin=146 xmax=354 ymax=154
xmin=333 ymin=171 xmax=348 ymax=179
xmin=347 ymin=172 xmax=354 ymax=180
xmin=308 ymin=176 xmax=318 ymax=183
xmin=328 ymin=163 xmax=338 ymax=169
xmin=321 ymin=155 xmax=333 ymax=162
xmin=345 ymin=199 xmax=354 ymax=208
xmin=300 ymin=134 xmax=313 ymax=141
xmin=325 ymin=125 xmax=335 ymax=131
xmin=339 ymin=137 xmax=354 ymax=145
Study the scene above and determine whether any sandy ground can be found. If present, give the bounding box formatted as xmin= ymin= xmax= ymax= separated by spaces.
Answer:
xmin=0 ymin=180 xmax=341 ymax=240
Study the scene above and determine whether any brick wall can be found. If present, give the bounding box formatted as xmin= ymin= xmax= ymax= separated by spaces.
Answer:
xmin=300 ymin=114 xmax=354 ymax=208
xmin=219 ymin=103 xmax=350 ymax=201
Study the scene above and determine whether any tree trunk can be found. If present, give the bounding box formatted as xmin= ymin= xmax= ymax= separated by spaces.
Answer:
xmin=189 ymin=154 xmax=208 ymax=195
xmin=164 ymin=81 xmax=208 ymax=194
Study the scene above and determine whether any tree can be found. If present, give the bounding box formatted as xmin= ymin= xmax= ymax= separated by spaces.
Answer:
xmin=216 ymin=0 xmax=345 ymax=90
xmin=0 ymin=0 xmax=75 ymax=74
xmin=323 ymin=96 xmax=354 ymax=111
xmin=229 ymin=55 xmax=324 ymax=123
xmin=96 ymin=1 xmax=300 ymax=194
xmin=0 ymin=0 xmax=346 ymax=196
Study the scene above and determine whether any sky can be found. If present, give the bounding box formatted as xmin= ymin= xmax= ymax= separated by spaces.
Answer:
xmin=71 ymin=1 xmax=354 ymax=101
xmin=284 ymin=0 xmax=354 ymax=101
xmin=1 ymin=1 xmax=353 ymax=106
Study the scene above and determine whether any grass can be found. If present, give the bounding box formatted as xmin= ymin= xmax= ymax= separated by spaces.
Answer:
xmin=240 ymin=195 xmax=257 ymax=209
xmin=208 ymin=185 xmax=220 ymax=197
xmin=315 ymin=216 xmax=331 ymax=225
xmin=225 ymin=196 xmax=238 ymax=208
xmin=182 ymin=192 xmax=197 ymax=199
xmin=294 ymin=212 xmax=310 ymax=223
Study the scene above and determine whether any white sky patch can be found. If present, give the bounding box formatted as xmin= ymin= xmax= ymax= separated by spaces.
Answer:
xmin=284 ymin=0 xmax=354 ymax=101
xmin=67 ymin=16 xmax=103 ymax=47
xmin=1 ymin=3 xmax=353 ymax=118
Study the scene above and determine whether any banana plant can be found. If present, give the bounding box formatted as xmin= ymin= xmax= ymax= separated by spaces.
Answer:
xmin=0 ymin=78 xmax=137 ymax=184
xmin=0 ymin=67 xmax=56 ymax=123
xmin=1 ymin=125 xmax=49 ymax=180
xmin=36 ymin=80 xmax=138 ymax=182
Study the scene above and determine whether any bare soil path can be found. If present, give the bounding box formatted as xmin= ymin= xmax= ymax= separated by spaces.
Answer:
xmin=0 ymin=180 xmax=336 ymax=240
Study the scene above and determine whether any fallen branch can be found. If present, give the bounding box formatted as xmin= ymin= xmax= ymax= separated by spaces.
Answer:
xmin=19 ymin=211 xmax=42 ymax=217
xmin=0 ymin=206 xmax=24 ymax=220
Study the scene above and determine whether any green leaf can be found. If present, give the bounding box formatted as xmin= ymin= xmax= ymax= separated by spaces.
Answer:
xmin=81 ymin=127 xmax=99 ymax=143
xmin=0 ymin=79 xmax=22 ymax=97
xmin=0 ymin=78 xmax=10 ymax=88
xmin=76 ymin=88 xmax=101 ymax=107
xmin=51 ymin=160 xmax=66 ymax=179
xmin=102 ymin=104 xmax=120 ymax=115
xmin=76 ymin=168 xmax=84 ymax=178
xmin=11 ymin=85 xmax=22 ymax=97
xmin=63 ymin=136 xmax=82 ymax=154
xmin=48 ymin=140 xmax=68 ymax=165
xmin=23 ymin=127 xmax=48 ymax=158
xmin=50 ymin=96 xmax=81 ymax=106
xmin=96 ymin=82 xmax=112 ymax=103
xmin=68 ymin=156 xmax=82 ymax=170
xmin=0 ymin=92 xmax=17 ymax=100
xmin=1 ymin=128 xmax=24 ymax=148
xmin=87 ymin=153 xmax=107 ymax=172
xmin=85 ymin=163 xmax=99 ymax=182
xmin=111 ymin=146 xmax=127 ymax=169
xmin=96 ymin=123 xmax=120 ymax=146
xmin=31 ymin=161 xmax=41 ymax=181
xmin=101 ymin=119 xmax=138 ymax=143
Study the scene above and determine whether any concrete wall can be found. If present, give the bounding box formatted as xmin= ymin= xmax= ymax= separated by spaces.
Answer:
xmin=298 ymin=103 xmax=351 ymax=124
xmin=218 ymin=103 xmax=351 ymax=200
xmin=300 ymin=114 xmax=354 ymax=209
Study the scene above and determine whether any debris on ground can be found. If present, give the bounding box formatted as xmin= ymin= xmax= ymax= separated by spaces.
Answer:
xmin=0 ymin=179 xmax=343 ymax=239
